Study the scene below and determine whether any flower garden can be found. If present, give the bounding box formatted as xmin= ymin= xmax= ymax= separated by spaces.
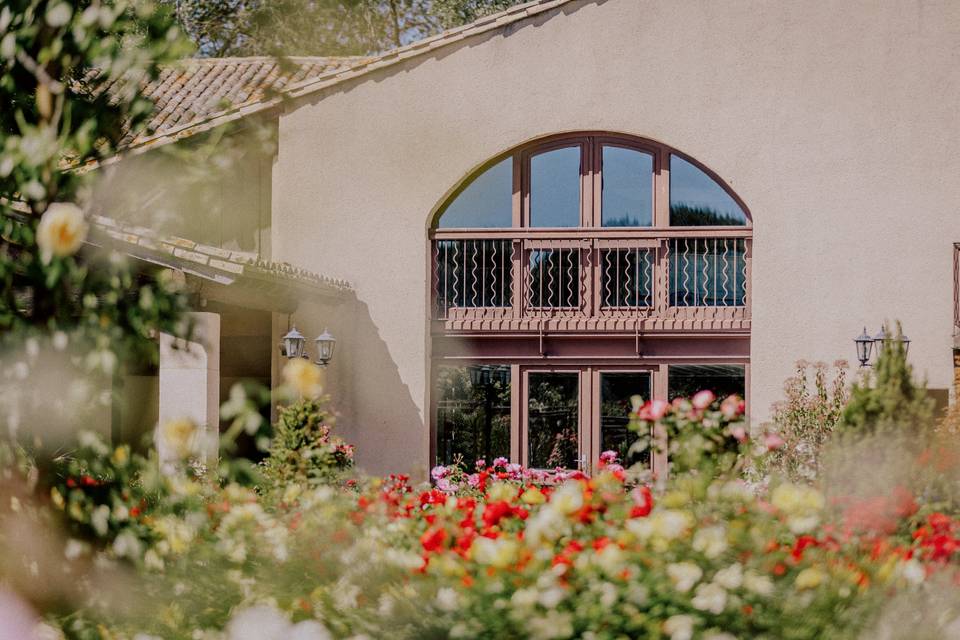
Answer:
xmin=3 ymin=364 xmax=960 ymax=639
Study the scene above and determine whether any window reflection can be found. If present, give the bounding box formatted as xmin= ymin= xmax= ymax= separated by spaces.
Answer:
xmin=530 ymin=147 xmax=581 ymax=227
xmin=527 ymin=372 xmax=579 ymax=468
xmin=670 ymin=155 xmax=747 ymax=226
xmin=600 ymin=372 xmax=651 ymax=466
xmin=667 ymin=364 xmax=745 ymax=401
xmin=601 ymin=147 xmax=653 ymax=227
xmin=437 ymin=157 xmax=513 ymax=228
xmin=435 ymin=365 xmax=511 ymax=466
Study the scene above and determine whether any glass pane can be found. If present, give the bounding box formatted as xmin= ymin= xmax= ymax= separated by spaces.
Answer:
xmin=527 ymin=372 xmax=579 ymax=469
xmin=667 ymin=364 xmax=745 ymax=401
xmin=600 ymin=248 xmax=654 ymax=308
xmin=530 ymin=147 xmax=581 ymax=227
xmin=600 ymin=372 xmax=652 ymax=467
xmin=528 ymin=248 xmax=580 ymax=308
xmin=435 ymin=239 xmax=513 ymax=315
xmin=601 ymin=147 xmax=653 ymax=227
xmin=669 ymin=238 xmax=746 ymax=306
xmin=435 ymin=365 xmax=511 ymax=466
xmin=670 ymin=155 xmax=748 ymax=226
xmin=437 ymin=157 xmax=513 ymax=228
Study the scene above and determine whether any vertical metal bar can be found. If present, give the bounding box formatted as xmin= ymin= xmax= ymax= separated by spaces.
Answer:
xmin=481 ymin=240 xmax=487 ymax=307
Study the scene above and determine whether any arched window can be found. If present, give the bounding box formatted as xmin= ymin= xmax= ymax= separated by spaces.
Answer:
xmin=430 ymin=133 xmax=751 ymax=472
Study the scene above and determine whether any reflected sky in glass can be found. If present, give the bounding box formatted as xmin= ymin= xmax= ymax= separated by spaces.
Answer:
xmin=602 ymin=147 xmax=653 ymax=227
xmin=530 ymin=147 xmax=581 ymax=227
xmin=437 ymin=157 xmax=512 ymax=228
xmin=670 ymin=155 xmax=747 ymax=226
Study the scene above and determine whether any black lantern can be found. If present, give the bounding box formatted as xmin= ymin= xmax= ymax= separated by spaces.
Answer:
xmin=900 ymin=333 xmax=911 ymax=356
xmin=280 ymin=326 xmax=307 ymax=359
xmin=854 ymin=327 xmax=874 ymax=367
xmin=314 ymin=329 xmax=337 ymax=367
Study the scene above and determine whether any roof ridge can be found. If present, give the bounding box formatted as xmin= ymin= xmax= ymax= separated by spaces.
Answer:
xmin=173 ymin=55 xmax=370 ymax=65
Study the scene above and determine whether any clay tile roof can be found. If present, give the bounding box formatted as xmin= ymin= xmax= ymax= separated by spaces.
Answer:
xmin=121 ymin=56 xmax=367 ymax=148
xmin=102 ymin=0 xmax=579 ymax=158
xmin=88 ymin=215 xmax=352 ymax=295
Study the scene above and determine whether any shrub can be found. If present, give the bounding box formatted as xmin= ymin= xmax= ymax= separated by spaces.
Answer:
xmin=761 ymin=361 xmax=849 ymax=483
xmin=260 ymin=397 xmax=355 ymax=492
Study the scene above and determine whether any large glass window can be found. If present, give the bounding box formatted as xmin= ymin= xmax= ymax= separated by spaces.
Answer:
xmin=435 ymin=365 xmax=511 ymax=465
xmin=530 ymin=147 xmax=581 ymax=227
xmin=667 ymin=364 xmax=745 ymax=401
xmin=670 ymin=155 xmax=748 ymax=226
xmin=527 ymin=372 xmax=579 ymax=469
xmin=599 ymin=372 xmax=651 ymax=465
xmin=437 ymin=157 xmax=512 ymax=228
xmin=601 ymin=146 xmax=653 ymax=227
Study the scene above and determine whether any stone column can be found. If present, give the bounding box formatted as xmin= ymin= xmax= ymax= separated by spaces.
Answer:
xmin=158 ymin=312 xmax=220 ymax=471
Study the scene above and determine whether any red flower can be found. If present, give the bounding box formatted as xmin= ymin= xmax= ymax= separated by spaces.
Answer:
xmin=420 ymin=527 xmax=447 ymax=553
xmin=630 ymin=485 xmax=653 ymax=518
xmin=482 ymin=501 xmax=514 ymax=529
xmin=791 ymin=535 xmax=818 ymax=561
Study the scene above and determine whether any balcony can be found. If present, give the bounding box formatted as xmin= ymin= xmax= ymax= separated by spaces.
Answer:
xmin=431 ymin=228 xmax=751 ymax=334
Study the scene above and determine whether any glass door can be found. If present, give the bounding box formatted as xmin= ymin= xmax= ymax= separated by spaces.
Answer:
xmin=522 ymin=368 xmax=588 ymax=470
xmin=592 ymin=369 xmax=654 ymax=472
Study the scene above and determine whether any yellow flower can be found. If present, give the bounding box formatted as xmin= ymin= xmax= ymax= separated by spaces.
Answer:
xmin=487 ymin=481 xmax=515 ymax=503
xmin=161 ymin=418 xmax=197 ymax=459
xmin=795 ymin=567 xmax=825 ymax=590
xmin=282 ymin=484 xmax=303 ymax=504
xmin=112 ymin=445 xmax=129 ymax=466
xmin=471 ymin=537 xmax=518 ymax=569
xmin=50 ymin=487 xmax=64 ymax=510
xmin=771 ymin=484 xmax=825 ymax=534
xmin=520 ymin=487 xmax=546 ymax=505
xmin=37 ymin=202 xmax=88 ymax=263
xmin=283 ymin=358 xmax=323 ymax=399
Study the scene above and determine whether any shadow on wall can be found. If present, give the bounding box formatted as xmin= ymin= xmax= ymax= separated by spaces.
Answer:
xmin=301 ymin=293 xmax=425 ymax=480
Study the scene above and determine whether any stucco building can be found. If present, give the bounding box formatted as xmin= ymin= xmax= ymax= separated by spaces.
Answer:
xmin=94 ymin=0 xmax=960 ymax=477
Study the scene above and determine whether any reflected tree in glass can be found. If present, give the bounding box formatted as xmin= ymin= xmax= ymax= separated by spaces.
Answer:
xmin=667 ymin=364 xmax=745 ymax=401
xmin=527 ymin=372 xmax=579 ymax=469
xmin=599 ymin=372 xmax=652 ymax=466
xmin=670 ymin=155 xmax=748 ymax=226
xmin=435 ymin=365 xmax=511 ymax=466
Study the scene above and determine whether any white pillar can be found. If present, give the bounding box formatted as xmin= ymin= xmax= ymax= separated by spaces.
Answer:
xmin=158 ymin=312 xmax=220 ymax=471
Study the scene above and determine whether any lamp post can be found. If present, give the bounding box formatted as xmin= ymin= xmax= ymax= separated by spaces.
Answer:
xmin=853 ymin=324 xmax=910 ymax=367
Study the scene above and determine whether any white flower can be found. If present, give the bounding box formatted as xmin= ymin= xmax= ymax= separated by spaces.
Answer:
xmin=289 ymin=620 xmax=332 ymax=640
xmin=36 ymin=202 xmax=87 ymax=263
xmin=743 ymin=570 xmax=774 ymax=596
xmin=90 ymin=504 xmax=110 ymax=536
xmin=549 ymin=481 xmax=584 ymax=515
xmin=663 ymin=614 xmax=696 ymax=640
xmin=435 ymin=587 xmax=460 ymax=612
xmin=899 ymin=559 xmax=925 ymax=585
xmin=714 ymin=563 xmax=743 ymax=590
xmin=63 ymin=539 xmax=88 ymax=560
xmin=528 ymin=610 xmax=574 ymax=640
xmin=227 ymin=605 xmax=290 ymax=640
xmin=667 ymin=562 xmax=703 ymax=592
xmin=704 ymin=633 xmax=738 ymax=640
xmin=525 ymin=507 xmax=570 ymax=546
xmin=692 ymin=582 xmax=728 ymax=614
xmin=471 ymin=537 xmax=518 ymax=569
xmin=693 ymin=525 xmax=728 ymax=559
xmin=537 ymin=586 xmax=567 ymax=608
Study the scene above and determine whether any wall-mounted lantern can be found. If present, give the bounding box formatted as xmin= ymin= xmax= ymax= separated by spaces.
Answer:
xmin=314 ymin=329 xmax=336 ymax=367
xmin=280 ymin=326 xmax=337 ymax=367
xmin=853 ymin=325 xmax=910 ymax=367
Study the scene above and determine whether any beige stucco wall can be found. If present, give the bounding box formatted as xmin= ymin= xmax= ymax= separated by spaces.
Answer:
xmin=272 ymin=0 xmax=960 ymax=475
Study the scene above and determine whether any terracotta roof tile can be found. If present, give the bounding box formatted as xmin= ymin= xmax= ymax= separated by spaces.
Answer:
xmin=104 ymin=0 xmax=579 ymax=157
xmin=124 ymin=56 xmax=367 ymax=147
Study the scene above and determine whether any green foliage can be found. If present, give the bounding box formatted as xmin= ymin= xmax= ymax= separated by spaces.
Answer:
xmin=762 ymin=361 xmax=849 ymax=483
xmin=841 ymin=324 xmax=935 ymax=436
xmin=260 ymin=397 xmax=355 ymax=491
xmin=162 ymin=0 xmax=527 ymax=56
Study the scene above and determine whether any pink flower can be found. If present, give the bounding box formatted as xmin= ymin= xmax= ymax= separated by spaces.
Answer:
xmin=599 ymin=450 xmax=619 ymax=465
xmin=720 ymin=395 xmax=745 ymax=419
xmin=640 ymin=399 xmax=670 ymax=421
xmin=730 ymin=425 xmax=748 ymax=442
xmin=691 ymin=389 xmax=716 ymax=410
xmin=764 ymin=432 xmax=785 ymax=450
xmin=431 ymin=465 xmax=448 ymax=481
xmin=493 ymin=457 xmax=509 ymax=468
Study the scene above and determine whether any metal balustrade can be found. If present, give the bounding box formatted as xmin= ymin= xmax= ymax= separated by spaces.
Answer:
xmin=431 ymin=234 xmax=750 ymax=325
xmin=669 ymin=237 xmax=746 ymax=307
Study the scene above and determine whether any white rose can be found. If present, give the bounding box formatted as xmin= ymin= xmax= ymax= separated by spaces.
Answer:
xmin=667 ymin=562 xmax=703 ymax=592
xmin=36 ymin=202 xmax=87 ymax=263
xmin=693 ymin=525 xmax=728 ymax=559
xmin=714 ymin=563 xmax=743 ymax=590
xmin=663 ymin=614 xmax=696 ymax=640
xmin=692 ymin=582 xmax=728 ymax=614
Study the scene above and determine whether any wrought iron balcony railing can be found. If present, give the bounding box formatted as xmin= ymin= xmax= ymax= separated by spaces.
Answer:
xmin=431 ymin=229 xmax=751 ymax=332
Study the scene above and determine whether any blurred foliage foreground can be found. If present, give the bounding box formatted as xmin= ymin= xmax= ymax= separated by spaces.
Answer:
xmin=2 ymin=360 xmax=960 ymax=640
